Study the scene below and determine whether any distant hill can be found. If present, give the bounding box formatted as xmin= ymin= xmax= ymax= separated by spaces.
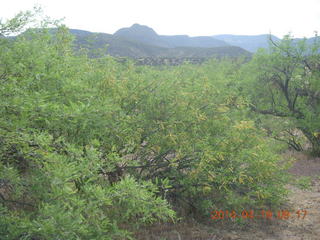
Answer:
xmin=67 ymin=26 xmax=251 ymax=59
xmin=70 ymin=29 xmax=167 ymax=58
xmin=114 ymin=23 xmax=170 ymax=48
xmin=17 ymin=25 xmax=318 ymax=60
xmin=18 ymin=26 xmax=258 ymax=60
xmin=160 ymin=35 xmax=228 ymax=48
xmin=114 ymin=24 xmax=228 ymax=48
xmin=213 ymin=34 xmax=280 ymax=52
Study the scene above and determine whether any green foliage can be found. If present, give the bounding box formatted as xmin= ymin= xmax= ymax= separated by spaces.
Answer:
xmin=242 ymin=34 xmax=320 ymax=156
xmin=0 ymin=9 xmax=291 ymax=239
xmin=0 ymin=7 xmax=37 ymax=36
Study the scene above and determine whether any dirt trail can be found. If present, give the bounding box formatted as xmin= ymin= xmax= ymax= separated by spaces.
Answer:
xmin=277 ymin=182 xmax=320 ymax=240
xmin=276 ymin=152 xmax=320 ymax=240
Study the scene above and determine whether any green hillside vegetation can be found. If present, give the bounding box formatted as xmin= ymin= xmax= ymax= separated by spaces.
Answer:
xmin=160 ymin=35 xmax=228 ymax=48
xmin=1 ymin=9 xmax=319 ymax=240
xmin=68 ymin=28 xmax=250 ymax=59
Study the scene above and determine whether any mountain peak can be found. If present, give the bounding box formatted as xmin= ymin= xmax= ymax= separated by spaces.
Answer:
xmin=131 ymin=23 xmax=147 ymax=28
xmin=114 ymin=23 xmax=157 ymax=35
xmin=114 ymin=23 xmax=170 ymax=48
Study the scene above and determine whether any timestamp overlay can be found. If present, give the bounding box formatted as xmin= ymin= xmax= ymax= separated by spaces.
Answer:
xmin=210 ymin=209 xmax=309 ymax=220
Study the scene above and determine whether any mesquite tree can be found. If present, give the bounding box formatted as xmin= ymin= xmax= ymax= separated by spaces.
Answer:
xmin=247 ymin=34 xmax=320 ymax=156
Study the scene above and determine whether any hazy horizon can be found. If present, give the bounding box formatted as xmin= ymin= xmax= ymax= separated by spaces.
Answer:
xmin=1 ymin=0 xmax=320 ymax=38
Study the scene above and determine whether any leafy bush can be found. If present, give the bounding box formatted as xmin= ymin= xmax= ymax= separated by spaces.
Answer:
xmin=0 ymin=9 xmax=290 ymax=239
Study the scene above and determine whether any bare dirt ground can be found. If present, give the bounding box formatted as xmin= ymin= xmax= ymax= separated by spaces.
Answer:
xmin=134 ymin=151 xmax=320 ymax=240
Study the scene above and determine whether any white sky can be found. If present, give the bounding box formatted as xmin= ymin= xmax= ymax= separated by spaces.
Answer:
xmin=1 ymin=0 xmax=320 ymax=38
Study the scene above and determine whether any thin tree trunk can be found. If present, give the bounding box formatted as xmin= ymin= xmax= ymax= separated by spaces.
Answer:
xmin=298 ymin=127 xmax=320 ymax=157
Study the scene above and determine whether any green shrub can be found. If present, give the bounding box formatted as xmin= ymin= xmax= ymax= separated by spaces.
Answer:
xmin=0 ymin=9 xmax=290 ymax=239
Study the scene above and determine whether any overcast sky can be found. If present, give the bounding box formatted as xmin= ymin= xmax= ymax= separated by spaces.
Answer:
xmin=1 ymin=0 xmax=320 ymax=38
